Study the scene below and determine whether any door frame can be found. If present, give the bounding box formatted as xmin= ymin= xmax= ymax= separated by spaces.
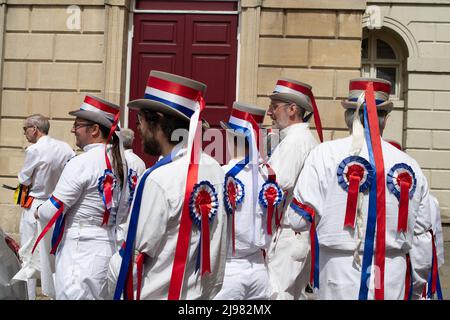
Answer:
xmin=123 ymin=0 xmax=241 ymax=128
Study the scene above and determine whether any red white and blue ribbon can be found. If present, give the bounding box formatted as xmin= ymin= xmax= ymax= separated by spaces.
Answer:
xmin=189 ymin=181 xmax=219 ymax=274
xmin=259 ymin=181 xmax=283 ymax=235
xmin=337 ymin=156 xmax=374 ymax=229
xmin=224 ymin=159 xmax=247 ymax=256
xmin=98 ymin=169 xmax=117 ymax=226
xmin=290 ymin=198 xmax=319 ymax=289
xmin=127 ymin=168 xmax=139 ymax=207
xmin=426 ymin=230 xmax=443 ymax=300
xmin=273 ymin=79 xmax=323 ymax=142
xmin=357 ymin=81 xmax=387 ymax=300
xmin=114 ymin=152 xmax=174 ymax=300
xmin=32 ymin=195 xmax=65 ymax=255
xmin=387 ymin=163 xmax=416 ymax=233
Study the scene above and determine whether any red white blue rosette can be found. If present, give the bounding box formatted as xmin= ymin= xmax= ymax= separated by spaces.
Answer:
xmin=387 ymin=163 xmax=416 ymax=233
xmin=98 ymin=169 xmax=117 ymax=225
xmin=127 ymin=168 xmax=138 ymax=206
xmin=223 ymin=175 xmax=245 ymax=215
xmin=337 ymin=156 xmax=374 ymax=229
xmin=337 ymin=156 xmax=373 ymax=193
xmin=258 ymin=181 xmax=283 ymax=235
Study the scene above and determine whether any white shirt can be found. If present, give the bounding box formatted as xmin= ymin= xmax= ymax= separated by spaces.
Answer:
xmin=289 ymin=136 xmax=432 ymax=251
xmin=124 ymin=149 xmax=146 ymax=177
xmin=266 ymin=123 xmax=318 ymax=226
xmin=108 ymin=148 xmax=228 ymax=300
xmin=222 ymin=159 xmax=270 ymax=258
xmin=38 ymin=143 xmax=123 ymax=227
xmin=18 ymin=135 xmax=75 ymax=199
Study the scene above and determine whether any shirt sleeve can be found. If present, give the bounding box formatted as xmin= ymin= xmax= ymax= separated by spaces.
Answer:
xmin=18 ymin=147 xmax=39 ymax=186
xmin=37 ymin=158 xmax=86 ymax=221
xmin=133 ymin=177 xmax=170 ymax=257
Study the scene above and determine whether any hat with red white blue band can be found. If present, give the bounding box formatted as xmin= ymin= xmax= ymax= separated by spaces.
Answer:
xmin=341 ymin=77 xmax=393 ymax=111
xmin=220 ymin=101 xmax=266 ymax=137
xmin=127 ymin=70 xmax=209 ymax=127
xmin=269 ymin=78 xmax=314 ymax=112
xmin=69 ymin=95 xmax=120 ymax=129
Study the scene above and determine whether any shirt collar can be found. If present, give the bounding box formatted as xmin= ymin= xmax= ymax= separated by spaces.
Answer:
xmin=280 ymin=122 xmax=309 ymax=140
xmin=83 ymin=143 xmax=106 ymax=152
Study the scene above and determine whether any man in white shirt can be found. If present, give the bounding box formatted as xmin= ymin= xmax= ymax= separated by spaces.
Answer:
xmin=108 ymin=71 xmax=228 ymax=300
xmin=16 ymin=114 xmax=75 ymax=299
xmin=121 ymin=128 xmax=146 ymax=177
xmin=264 ymin=78 xmax=322 ymax=300
xmin=33 ymin=96 xmax=127 ymax=299
xmin=288 ymin=78 xmax=433 ymax=300
xmin=214 ymin=102 xmax=271 ymax=300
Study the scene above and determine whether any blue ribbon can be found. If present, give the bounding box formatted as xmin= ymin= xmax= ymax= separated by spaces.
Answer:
xmin=114 ymin=152 xmax=174 ymax=300
xmin=226 ymin=156 xmax=249 ymax=178
xmin=144 ymin=93 xmax=195 ymax=119
xmin=349 ymin=98 xmax=386 ymax=105
xmin=358 ymin=104 xmax=378 ymax=300
xmin=49 ymin=196 xmax=65 ymax=253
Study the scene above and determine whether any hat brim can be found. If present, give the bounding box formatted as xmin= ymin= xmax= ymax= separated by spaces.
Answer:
xmin=220 ymin=121 xmax=248 ymax=138
xmin=69 ymin=110 xmax=118 ymax=129
xmin=128 ymin=99 xmax=210 ymax=129
xmin=341 ymin=99 xmax=393 ymax=111
xmin=269 ymin=93 xmax=313 ymax=112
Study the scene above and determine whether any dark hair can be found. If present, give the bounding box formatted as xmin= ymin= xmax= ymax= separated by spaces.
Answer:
xmin=98 ymin=124 xmax=125 ymax=187
xmin=139 ymin=109 xmax=189 ymax=144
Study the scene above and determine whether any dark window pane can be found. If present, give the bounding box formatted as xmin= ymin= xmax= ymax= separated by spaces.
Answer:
xmin=376 ymin=67 xmax=396 ymax=95
xmin=376 ymin=39 xmax=396 ymax=59
xmin=361 ymin=38 xmax=368 ymax=59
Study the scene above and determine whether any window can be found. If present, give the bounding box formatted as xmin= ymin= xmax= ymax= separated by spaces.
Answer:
xmin=361 ymin=32 xmax=403 ymax=99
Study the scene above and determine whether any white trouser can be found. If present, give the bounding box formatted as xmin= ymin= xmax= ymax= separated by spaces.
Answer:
xmin=20 ymin=205 xmax=38 ymax=300
xmin=267 ymin=227 xmax=311 ymax=300
xmin=318 ymin=247 xmax=407 ymax=300
xmin=214 ymin=251 xmax=270 ymax=300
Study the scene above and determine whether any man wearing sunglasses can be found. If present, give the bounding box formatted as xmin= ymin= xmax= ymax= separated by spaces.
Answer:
xmin=16 ymin=114 xmax=75 ymax=299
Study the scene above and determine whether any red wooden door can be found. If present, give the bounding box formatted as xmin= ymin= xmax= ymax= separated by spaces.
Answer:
xmin=129 ymin=6 xmax=238 ymax=166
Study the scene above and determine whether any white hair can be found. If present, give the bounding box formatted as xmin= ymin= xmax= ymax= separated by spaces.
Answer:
xmin=121 ymin=128 xmax=135 ymax=149
xmin=344 ymin=109 xmax=388 ymax=134
xmin=25 ymin=114 xmax=50 ymax=134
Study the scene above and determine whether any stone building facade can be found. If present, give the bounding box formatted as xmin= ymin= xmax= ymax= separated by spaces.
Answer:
xmin=0 ymin=1 xmax=448 ymax=250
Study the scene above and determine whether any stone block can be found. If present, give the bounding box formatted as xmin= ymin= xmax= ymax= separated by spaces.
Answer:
xmin=0 ymin=205 xmax=21 ymax=236
xmin=31 ymin=7 xmax=80 ymax=32
xmin=83 ymin=7 xmax=105 ymax=32
xmin=6 ymin=7 xmax=30 ymax=31
xmin=310 ymin=39 xmax=361 ymax=68
xmin=78 ymin=63 xmax=104 ymax=91
xmin=315 ymin=100 xmax=346 ymax=129
xmin=405 ymin=130 xmax=432 ymax=149
xmin=407 ymin=110 xmax=450 ymax=130
xmin=409 ymin=73 xmax=450 ymax=91
xmin=260 ymin=9 xmax=283 ymax=36
xmin=436 ymin=24 xmax=450 ymax=42
xmin=332 ymin=129 xmax=350 ymax=140
xmin=48 ymin=120 xmax=77 ymax=149
xmin=407 ymin=90 xmax=433 ymax=110
xmin=433 ymin=131 xmax=450 ymax=149
xmin=0 ymin=177 xmax=19 ymax=204
xmin=338 ymin=12 xmax=362 ymax=38
xmin=408 ymin=22 xmax=435 ymax=42
xmin=50 ymin=92 xmax=87 ymax=119
xmin=407 ymin=149 xmax=450 ymax=170
xmin=262 ymin=0 xmax=366 ymax=10
xmin=0 ymin=119 xmax=27 ymax=148
xmin=55 ymin=34 xmax=104 ymax=62
xmin=382 ymin=109 xmax=403 ymax=144
xmin=434 ymin=91 xmax=450 ymax=111
xmin=419 ymin=43 xmax=450 ymax=59
xmin=335 ymin=70 xmax=361 ymax=98
xmin=257 ymin=67 xmax=282 ymax=96
xmin=430 ymin=170 xmax=450 ymax=189
xmin=281 ymin=68 xmax=334 ymax=98
xmin=0 ymin=148 xmax=26 ymax=176
xmin=27 ymin=63 xmax=78 ymax=90
xmin=4 ymin=33 xmax=54 ymax=60
xmin=259 ymin=38 xmax=309 ymax=66
xmin=432 ymin=190 xmax=450 ymax=208
xmin=1 ymin=90 xmax=51 ymax=118
xmin=2 ymin=62 xmax=27 ymax=88
xmin=286 ymin=11 xmax=336 ymax=37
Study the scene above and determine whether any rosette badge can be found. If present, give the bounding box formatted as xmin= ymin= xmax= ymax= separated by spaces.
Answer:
xmin=259 ymin=181 xmax=283 ymax=235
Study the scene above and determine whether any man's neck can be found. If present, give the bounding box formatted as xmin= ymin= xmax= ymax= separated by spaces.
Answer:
xmin=160 ymin=141 xmax=175 ymax=157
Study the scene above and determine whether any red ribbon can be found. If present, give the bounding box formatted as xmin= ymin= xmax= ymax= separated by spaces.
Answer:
xmin=344 ymin=165 xmax=364 ymax=229
xmin=168 ymin=95 xmax=205 ymax=300
xmin=32 ymin=197 xmax=64 ymax=255
xmin=197 ymin=191 xmax=212 ymax=275
xmin=136 ymin=252 xmax=145 ymax=300
xmin=404 ymin=253 xmax=411 ymax=300
xmin=227 ymin=181 xmax=237 ymax=256
xmin=276 ymin=80 xmax=323 ymax=142
xmin=397 ymin=172 xmax=412 ymax=233
xmin=265 ymin=186 xmax=279 ymax=235
xmin=430 ymin=230 xmax=438 ymax=295
xmin=365 ymin=82 xmax=386 ymax=300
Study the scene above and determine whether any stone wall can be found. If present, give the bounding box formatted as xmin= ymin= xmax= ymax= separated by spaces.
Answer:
xmin=238 ymin=0 xmax=367 ymax=141
xmin=0 ymin=0 xmax=129 ymax=239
